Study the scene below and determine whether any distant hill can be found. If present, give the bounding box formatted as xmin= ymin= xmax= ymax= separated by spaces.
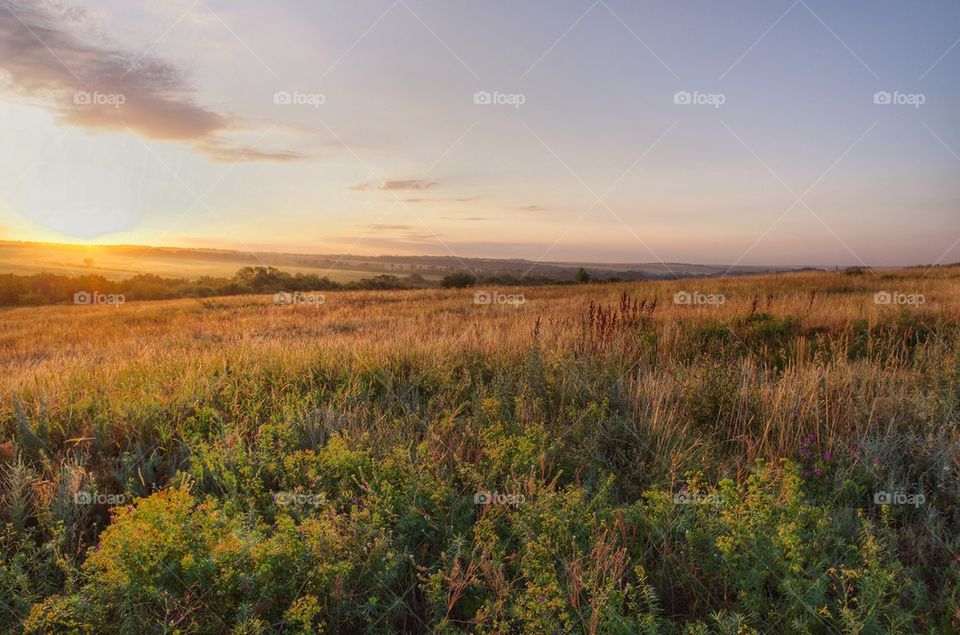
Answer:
xmin=0 ymin=240 xmax=820 ymax=283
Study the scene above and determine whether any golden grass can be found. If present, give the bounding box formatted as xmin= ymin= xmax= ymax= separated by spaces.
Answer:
xmin=2 ymin=266 xmax=958 ymax=471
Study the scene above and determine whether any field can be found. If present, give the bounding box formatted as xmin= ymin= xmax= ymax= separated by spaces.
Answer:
xmin=2 ymin=267 xmax=959 ymax=633
xmin=0 ymin=242 xmax=416 ymax=283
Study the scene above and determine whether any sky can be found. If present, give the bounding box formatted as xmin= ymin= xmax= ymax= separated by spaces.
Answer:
xmin=0 ymin=0 xmax=958 ymax=267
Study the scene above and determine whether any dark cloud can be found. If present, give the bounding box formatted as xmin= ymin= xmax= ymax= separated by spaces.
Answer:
xmin=516 ymin=204 xmax=545 ymax=212
xmin=0 ymin=0 xmax=300 ymax=162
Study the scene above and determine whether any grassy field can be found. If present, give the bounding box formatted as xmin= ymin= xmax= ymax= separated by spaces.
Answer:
xmin=2 ymin=267 xmax=959 ymax=632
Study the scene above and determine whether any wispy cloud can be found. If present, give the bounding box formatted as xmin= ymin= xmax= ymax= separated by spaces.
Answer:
xmin=0 ymin=0 xmax=301 ymax=162
xmin=404 ymin=196 xmax=480 ymax=204
xmin=197 ymin=140 xmax=305 ymax=163
xmin=350 ymin=179 xmax=439 ymax=192
xmin=379 ymin=180 xmax=437 ymax=191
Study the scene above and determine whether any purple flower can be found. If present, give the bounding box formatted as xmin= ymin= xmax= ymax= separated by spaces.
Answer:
xmin=823 ymin=451 xmax=831 ymax=460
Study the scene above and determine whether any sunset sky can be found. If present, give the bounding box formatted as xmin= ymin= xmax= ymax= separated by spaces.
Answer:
xmin=0 ymin=0 xmax=958 ymax=266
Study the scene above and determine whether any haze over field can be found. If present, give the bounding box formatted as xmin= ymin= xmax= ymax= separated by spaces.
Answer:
xmin=1 ymin=0 xmax=958 ymax=269
xmin=0 ymin=239 xmax=822 ymax=283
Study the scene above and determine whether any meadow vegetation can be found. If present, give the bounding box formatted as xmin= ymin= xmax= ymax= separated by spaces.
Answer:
xmin=1 ymin=267 xmax=959 ymax=633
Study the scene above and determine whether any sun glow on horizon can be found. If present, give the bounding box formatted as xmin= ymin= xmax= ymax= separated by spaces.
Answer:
xmin=0 ymin=0 xmax=958 ymax=267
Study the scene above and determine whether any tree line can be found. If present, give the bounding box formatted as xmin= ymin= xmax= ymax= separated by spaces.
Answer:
xmin=0 ymin=266 xmax=594 ymax=306
xmin=0 ymin=267 xmax=414 ymax=306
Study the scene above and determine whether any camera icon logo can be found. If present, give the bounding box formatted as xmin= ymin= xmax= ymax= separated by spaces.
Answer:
xmin=473 ymin=491 xmax=492 ymax=505
xmin=673 ymin=91 xmax=692 ymax=105
xmin=874 ymin=491 xmax=892 ymax=505
xmin=673 ymin=491 xmax=692 ymax=504
xmin=473 ymin=91 xmax=492 ymax=105
xmin=273 ymin=91 xmax=292 ymax=105
xmin=473 ymin=291 xmax=492 ymax=305
xmin=673 ymin=291 xmax=692 ymax=305
xmin=874 ymin=291 xmax=892 ymax=305
xmin=73 ymin=91 xmax=92 ymax=105
xmin=73 ymin=291 xmax=92 ymax=305
xmin=74 ymin=491 xmax=92 ymax=504
xmin=873 ymin=91 xmax=892 ymax=105
xmin=274 ymin=291 xmax=293 ymax=305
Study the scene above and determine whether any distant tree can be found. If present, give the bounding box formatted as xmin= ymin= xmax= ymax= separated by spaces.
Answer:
xmin=406 ymin=273 xmax=426 ymax=287
xmin=83 ymin=258 xmax=95 ymax=268
xmin=233 ymin=266 xmax=286 ymax=293
xmin=576 ymin=267 xmax=591 ymax=283
xmin=441 ymin=272 xmax=477 ymax=288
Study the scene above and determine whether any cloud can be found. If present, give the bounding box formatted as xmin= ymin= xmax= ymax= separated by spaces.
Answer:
xmin=516 ymin=204 xmax=545 ymax=212
xmin=197 ymin=140 xmax=305 ymax=163
xmin=0 ymin=0 xmax=300 ymax=162
xmin=402 ymin=231 xmax=439 ymax=241
xmin=349 ymin=179 xmax=439 ymax=192
xmin=404 ymin=196 xmax=480 ymax=204
xmin=379 ymin=180 xmax=437 ymax=191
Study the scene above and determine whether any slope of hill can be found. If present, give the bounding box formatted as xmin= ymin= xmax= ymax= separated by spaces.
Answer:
xmin=0 ymin=240 xmax=818 ymax=282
